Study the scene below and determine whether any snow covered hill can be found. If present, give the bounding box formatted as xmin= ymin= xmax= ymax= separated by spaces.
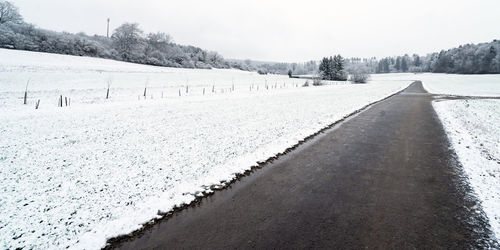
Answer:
xmin=0 ymin=49 xmax=412 ymax=249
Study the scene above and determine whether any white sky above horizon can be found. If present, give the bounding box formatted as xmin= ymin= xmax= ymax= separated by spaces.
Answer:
xmin=9 ymin=0 xmax=500 ymax=62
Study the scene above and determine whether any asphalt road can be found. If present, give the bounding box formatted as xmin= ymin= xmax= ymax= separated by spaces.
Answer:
xmin=109 ymin=81 xmax=497 ymax=249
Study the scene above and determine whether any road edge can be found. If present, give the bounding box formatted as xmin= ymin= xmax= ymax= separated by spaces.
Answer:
xmin=103 ymin=81 xmax=417 ymax=249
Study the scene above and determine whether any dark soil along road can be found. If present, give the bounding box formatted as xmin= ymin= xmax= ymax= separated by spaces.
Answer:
xmin=109 ymin=82 xmax=497 ymax=249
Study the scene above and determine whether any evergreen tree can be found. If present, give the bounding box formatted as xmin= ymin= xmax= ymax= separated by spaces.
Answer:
xmin=318 ymin=55 xmax=346 ymax=80
xmin=401 ymin=57 xmax=408 ymax=72
xmin=332 ymin=55 xmax=346 ymax=80
xmin=413 ymin=54 xmax=421 ymax=67
xmin=383 ymin=59 xmax=390 ymax=73
xmin=319 ymin=57 xmax=332 ymax=80
xmin=376 ymin=60 xmax=383 ymax=73
xmin=395 ymin=57 xmax=401 ymax=72
xmin=328 ymin=56 xmax=336 ymax=80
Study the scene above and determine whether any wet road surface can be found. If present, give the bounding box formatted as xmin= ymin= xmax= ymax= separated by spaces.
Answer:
xmin=109 ymin=81 xmax=497 ymax=249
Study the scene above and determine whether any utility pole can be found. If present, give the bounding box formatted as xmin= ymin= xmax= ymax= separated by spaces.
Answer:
xmin=106 ymin=18 xmax=110 ymax=38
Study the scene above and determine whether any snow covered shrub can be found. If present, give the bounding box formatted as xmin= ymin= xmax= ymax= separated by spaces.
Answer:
xmin=312 ymin=78 xmax=323 ymax=86
xmin=257 ymin=69 xmax=268 ymax=75
xmin=349 ymin=64 xmax=371 ymax=83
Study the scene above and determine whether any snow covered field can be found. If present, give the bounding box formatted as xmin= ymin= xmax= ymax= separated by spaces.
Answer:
xmin=0 ymin=49 xmax=345 ymax=111
xmin=422 ymin=74 xmax=500 ymax=97
xmin=433 ymin=99 xmax=500 ymax=240
xmin=0 ymin=50 xmax=412 ymax=249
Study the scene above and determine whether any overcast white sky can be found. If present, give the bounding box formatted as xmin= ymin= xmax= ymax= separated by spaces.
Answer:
xmin=10 ymin=0 xmax=500 ymax=62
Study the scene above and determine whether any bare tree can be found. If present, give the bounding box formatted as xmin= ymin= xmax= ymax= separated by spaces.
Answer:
xmin=349 ymin=64 xmax=371 ymax=83
xmin=146 ymin=32 xmax=172 ymax=51
xmin=111 ymin=23 xmax=144 ymax=61
xmin=0 ymin=1 xmax=23 ymax=24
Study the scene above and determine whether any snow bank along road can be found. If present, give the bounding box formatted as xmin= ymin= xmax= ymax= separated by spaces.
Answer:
xmin=110 ymin=82 xmax=498 ymax=249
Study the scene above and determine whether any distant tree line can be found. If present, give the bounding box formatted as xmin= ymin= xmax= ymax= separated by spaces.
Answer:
xmin=428 ymin=41 xmax=499 ymax=74
xmin=2 ymin=2 xmax=498 ymax=75
xmin=229 ymin=59 xmax=318 ymax=76
xmin=0 ymin=1 xmax=233 ymax=69
xmin=375 ymin=54 xmax=415 ymax=73
xmin=0 ymin=1 xmax=321 ymax=74
xmin=375 ymin=40 xmax=500 ymax=74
